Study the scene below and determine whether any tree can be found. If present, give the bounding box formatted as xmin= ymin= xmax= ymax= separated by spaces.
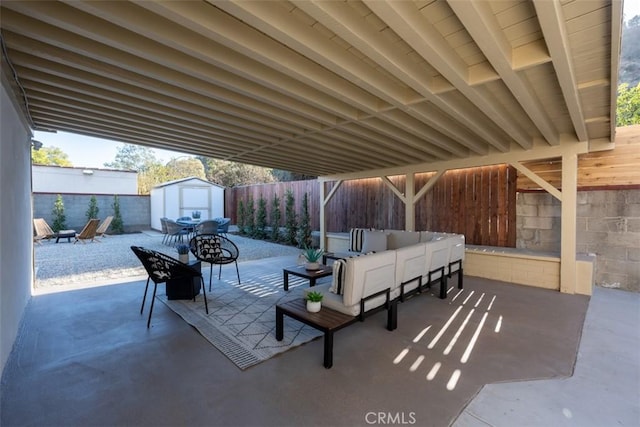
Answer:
xmin=255 ymin=195 xmax=267 ymax=239
xmin=271 ymin=170 xmax=317 ymax=182
xmin=284 ymin=190 xmax=297 ymax=246
xmin=270 ymin=193 xmax=281 ymax=241
xmin=111 ymin=195 xmax=125 ymax=234
xmin=51 ymin=194 xmax=66 ymax=232
xmin=105 ymin=144 xmax=168 ymax=195
xmin=32 ymin=146 xmax=72 ymax=166
xmin=620 ymin=14 xmax=640 ymax=87
xmin=86 ymin=195 xmax=99 ymax=221
xmin=237 ymin=199 xmax=247 ymax=235
xmin=137 ymin=163 xmax=169 ymax=195
xmin=164 ymin=157 xmax=206 ymax=180
xmin=105 ymin=145 xmax=209 ymax=195
xmin=617 ymin=83 xmax=640 ymax=126
xmin=296 ymin=192 xmax=312 ymax=248
xmin=198 ymin=157 xmax=275 ymax=187
xmin=104 ymin=144 xmax=158 ymax=171
xmin=245 ymin=197 xmax=256 ymax=237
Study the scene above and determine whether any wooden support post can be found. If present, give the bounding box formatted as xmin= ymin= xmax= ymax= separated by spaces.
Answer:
xmin=405 ymin=172 xmax=415 ymax=231
xmin=560 ymin=152 xmax=578 ymax=294
xmin=320 ymin=181 xmax=326 ymax=251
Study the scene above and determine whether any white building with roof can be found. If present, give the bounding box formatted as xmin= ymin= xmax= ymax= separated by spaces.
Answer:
xmin=32 ymin=165 xmax=137 ymax=195
xmin=150 ymin=177 xmax=225 ymax=230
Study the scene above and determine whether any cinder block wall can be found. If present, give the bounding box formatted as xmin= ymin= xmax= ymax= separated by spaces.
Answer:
xmin=516 ymin=189 xmax=640 ymax=292
xmin=33 ymin=193 xmax=150 ymax=233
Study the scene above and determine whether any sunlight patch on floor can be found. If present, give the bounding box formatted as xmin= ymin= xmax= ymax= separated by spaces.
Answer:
xmin=391 ymin=289 xmax=502 ymax=391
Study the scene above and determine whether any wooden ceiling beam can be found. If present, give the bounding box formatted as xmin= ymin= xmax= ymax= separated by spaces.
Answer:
xmin=0 ymin=15 xmax=329 ymax=132
xmin=209 ymin=0 xmax=460 ymax=158
xmin=68 ymin=0 xmax=363 ymax=121
xmin=289 ymin=0 xmax=491 ymax=155
xmin=448 ymin=0 xmax=560 ymax=146
xmin=533 ymin=0 xmax=589 ymax=142
xmin=365 ymin=0 xmax=533 ymax=150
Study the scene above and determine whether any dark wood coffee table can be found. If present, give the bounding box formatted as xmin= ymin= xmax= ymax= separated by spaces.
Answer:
xmin=283 ymin=264 xmax=332 ymax=291
xmin=275 ymin=299 xmax=358 ymax=369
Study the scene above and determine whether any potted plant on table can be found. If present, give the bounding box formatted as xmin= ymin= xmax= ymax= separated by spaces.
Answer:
xmin=306 ymin=291 xmax=323 ymax=313
xmin=176 ymin=244 xmax=190 ymax=263
xmin=191 ymin=211 xmax=201 ymax=220
xmin=301 ymin=246 xmax=324 ymax=271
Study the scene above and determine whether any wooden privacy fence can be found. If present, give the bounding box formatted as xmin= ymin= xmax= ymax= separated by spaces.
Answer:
xmin=225 ymin=164 xmax=517 ymax=247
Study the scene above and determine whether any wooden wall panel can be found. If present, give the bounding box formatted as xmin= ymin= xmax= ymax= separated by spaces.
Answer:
xmin=226 ymin=164 xmax=517 ymax=247
xmin=518 ymin=125 xmax=640 ymax=190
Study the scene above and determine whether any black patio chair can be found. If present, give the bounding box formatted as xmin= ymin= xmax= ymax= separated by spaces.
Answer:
xmin=131 ymin=246 xmax=208 ymax=328
xmin=189 ymin=234 xmax=240 ymax=291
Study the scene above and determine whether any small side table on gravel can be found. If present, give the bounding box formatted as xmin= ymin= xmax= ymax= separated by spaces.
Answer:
xmin=55 ymin=230 xmax=76 ymax=243
xmin=283 ymin=264 xmax=333 ymax=291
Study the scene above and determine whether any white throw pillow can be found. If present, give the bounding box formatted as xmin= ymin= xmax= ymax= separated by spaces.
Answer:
xmin=361 ymin=230 xmax=388 ymax=253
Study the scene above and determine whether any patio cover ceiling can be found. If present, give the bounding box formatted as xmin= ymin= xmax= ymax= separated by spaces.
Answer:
xmin=0 ymin=0 xmax=623 ymax=177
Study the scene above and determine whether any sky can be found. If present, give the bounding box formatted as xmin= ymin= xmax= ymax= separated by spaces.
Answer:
xmin=33 ymin=1 xmax=640 ymax=168
xmin=625 ymin=0 xmax=640 ymax=22
xmin=32 ymin=130 xmax=190 ymax=168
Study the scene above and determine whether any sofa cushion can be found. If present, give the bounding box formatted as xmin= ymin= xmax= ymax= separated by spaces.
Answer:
xmin=394 ymin=243 xmax=426 ymax=298
xmin=342 ymin=251 xmax=396 ymax=307
xmin=426 ymin=238 xmax=452 ymax=281
xmin=420 ymin=231 xmax=435 ymax=242
xmin=387 ymin=230 xmax=420 ymax=249
xmin=361 ymin=230 xmax=388 ymax=253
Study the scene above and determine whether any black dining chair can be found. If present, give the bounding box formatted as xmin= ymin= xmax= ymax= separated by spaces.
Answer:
xmin=189 ymin=234 xmax=241 ymax=291
xmin=131 ymin=246 xmax=208 ymax=328
xmin=195 ymin=219 xmax=220 ymax=235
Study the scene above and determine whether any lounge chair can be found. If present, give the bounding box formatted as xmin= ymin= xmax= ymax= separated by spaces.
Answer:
xmin=73 ymin=219 xmax=100 ymax=244
xmin=96 ymin=216 xmax=113 ymax=239
xmin=33 ymin=218 xmax=55 ymax=244
xmin=130 ymin=246 xmax=208 ymax=328
xmin=190 ymin=234 xmax=240 ymax=291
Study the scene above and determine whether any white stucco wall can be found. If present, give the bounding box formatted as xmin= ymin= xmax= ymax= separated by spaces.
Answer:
xmin=0 ymin=78 xmax=33 ymax=374
xmin=32 ymin=165 xmax=137 ymax=195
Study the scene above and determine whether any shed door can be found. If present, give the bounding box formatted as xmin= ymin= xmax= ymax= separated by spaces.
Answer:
xmin=180 ymin=186 xmax=211 ymax=219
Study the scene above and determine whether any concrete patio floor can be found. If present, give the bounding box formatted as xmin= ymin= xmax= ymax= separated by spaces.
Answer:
xmin=1 ymin=255 xmax=638 ymax=427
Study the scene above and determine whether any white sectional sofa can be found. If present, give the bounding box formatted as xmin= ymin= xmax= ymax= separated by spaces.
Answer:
xmin=313 ymin=229 xmax=465 ymax=325
xmin=311 ymin=250 xmax=398 ymax=331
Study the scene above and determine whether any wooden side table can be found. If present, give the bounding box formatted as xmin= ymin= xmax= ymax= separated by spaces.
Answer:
xmin=275 ymin=299 xmax=358 ymax=369
xmin=282 ymin=264 xmax=333 ymax=291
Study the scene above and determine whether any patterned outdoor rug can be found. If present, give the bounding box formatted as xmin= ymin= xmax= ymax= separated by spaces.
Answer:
xmin=157 ymin=256 xmax=327 ymax=370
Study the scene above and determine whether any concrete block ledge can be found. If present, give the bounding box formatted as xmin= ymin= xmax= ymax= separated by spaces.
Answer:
xmin=465 ymin=245 xmax=595 ymax=296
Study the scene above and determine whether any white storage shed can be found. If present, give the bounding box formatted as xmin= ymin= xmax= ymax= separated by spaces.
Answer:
xmin=150 ymin=177 xmax=225 ymax=231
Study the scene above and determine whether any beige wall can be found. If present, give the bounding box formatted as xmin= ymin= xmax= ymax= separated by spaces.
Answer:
xmin=0 ymin=78 xmax=33 ymax=373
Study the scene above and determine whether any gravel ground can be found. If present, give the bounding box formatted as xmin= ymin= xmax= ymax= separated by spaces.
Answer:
xmin=34 ymin=232 xmax=302 ymax=289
